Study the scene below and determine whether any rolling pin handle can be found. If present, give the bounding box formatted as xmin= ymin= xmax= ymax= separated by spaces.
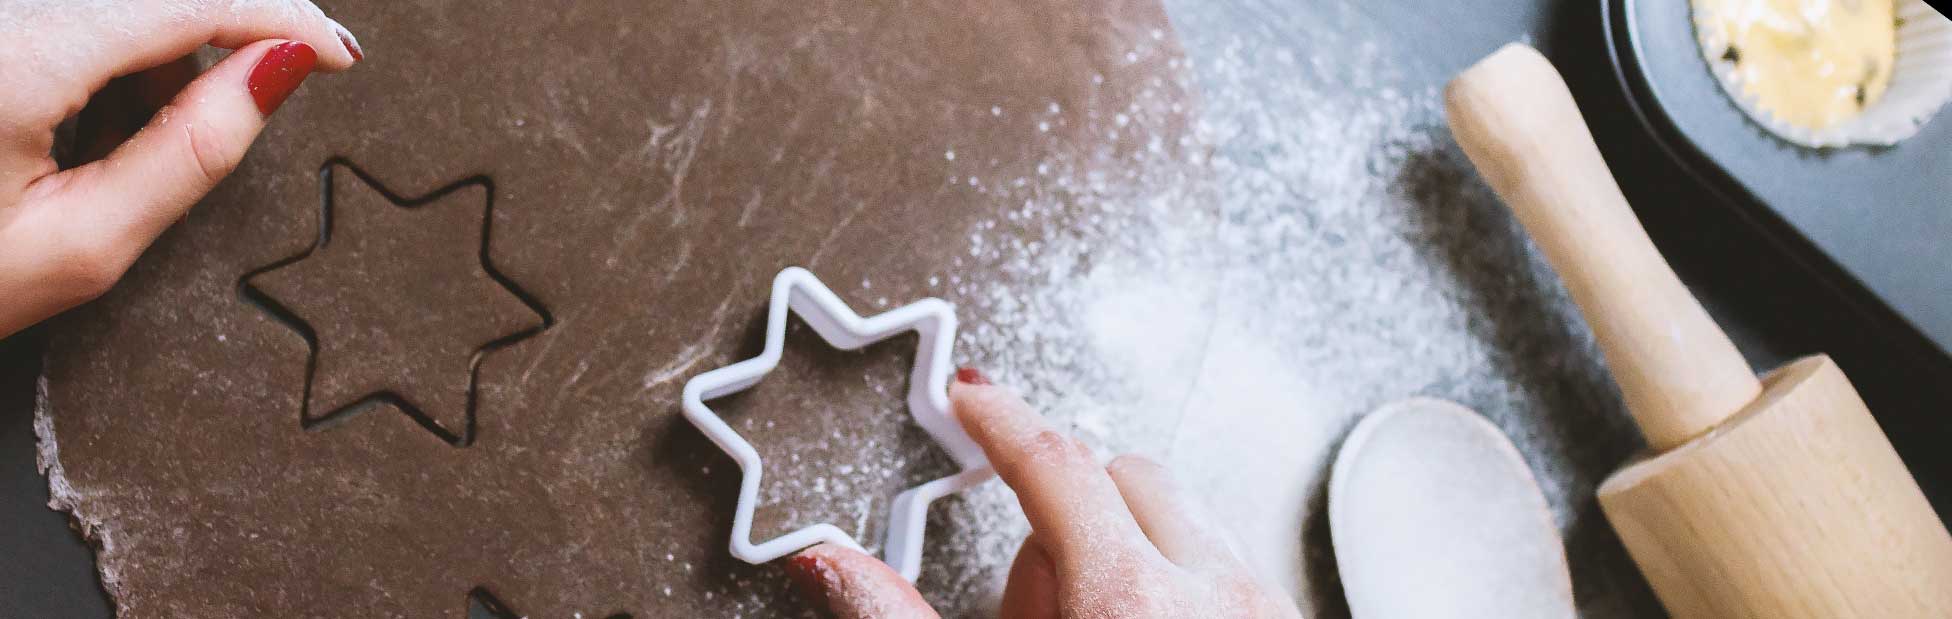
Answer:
xmin=1443 ymin=44 xmax=1761 ymax=450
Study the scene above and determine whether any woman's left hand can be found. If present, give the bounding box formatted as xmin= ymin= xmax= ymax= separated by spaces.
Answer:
xmin=0 ymin=0 xmax=365 ymax=338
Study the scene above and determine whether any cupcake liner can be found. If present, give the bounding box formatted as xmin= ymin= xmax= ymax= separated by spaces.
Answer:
xmin=1693 ymin=0 xmax=1952 ymax=148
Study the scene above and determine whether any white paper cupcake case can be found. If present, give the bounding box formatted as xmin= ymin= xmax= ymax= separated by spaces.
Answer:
xmin=1693 ymin=0 xmax=1952 ymax=148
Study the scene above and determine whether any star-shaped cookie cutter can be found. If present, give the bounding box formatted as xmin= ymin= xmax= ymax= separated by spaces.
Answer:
xmin=681 ymin=267 xmax=994 ymax=582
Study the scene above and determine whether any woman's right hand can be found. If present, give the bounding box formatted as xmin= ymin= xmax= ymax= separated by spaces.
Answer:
xmin=782 ymin=368 xmax=1304 ymax=619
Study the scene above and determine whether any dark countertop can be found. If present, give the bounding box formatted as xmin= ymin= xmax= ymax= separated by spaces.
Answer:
xmin=4 ymin=1 xmax=1945 ymax=617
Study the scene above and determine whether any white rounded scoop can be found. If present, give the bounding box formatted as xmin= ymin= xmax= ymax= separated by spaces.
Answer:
xmin=1328 ymin=398 xmax=1575 ymax=619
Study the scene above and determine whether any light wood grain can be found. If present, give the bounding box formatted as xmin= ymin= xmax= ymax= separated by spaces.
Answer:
xmin=1444 ymin=44 xmax=1759 ymax=450
xmin=1447 ymin=43 xmax=1952 ymax=618
xmin=1601 ymin=356 xmax=1952 ymax=617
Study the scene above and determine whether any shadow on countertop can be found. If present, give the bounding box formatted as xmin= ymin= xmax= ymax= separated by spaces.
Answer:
xmin=0 ymin=327 xmax=113 ymax=617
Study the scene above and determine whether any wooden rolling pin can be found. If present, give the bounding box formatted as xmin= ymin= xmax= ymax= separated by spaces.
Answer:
xmin=1446 ymin=44 xmax=1952 ymax=617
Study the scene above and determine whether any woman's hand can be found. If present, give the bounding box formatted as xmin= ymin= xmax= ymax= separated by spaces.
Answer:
xmin=782 ymin=369 xmax=1304 ymax=618
xmin=0 ymin=0 xmax=363 ymax=338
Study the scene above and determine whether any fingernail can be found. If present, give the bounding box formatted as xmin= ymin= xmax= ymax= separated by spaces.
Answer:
xmin=330 ymin=20 xmax=365 ymax=62
xmin=783 ymin=554 xmax=833 ymax=610
xmin=955 ymin=367 xmax=991 ymax=385
xmin=247 ymin=41 xmax=317 ymax=116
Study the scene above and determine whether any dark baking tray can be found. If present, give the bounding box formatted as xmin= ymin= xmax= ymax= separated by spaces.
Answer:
xmin=1604 ymin=0 xmax=1952 ymax=367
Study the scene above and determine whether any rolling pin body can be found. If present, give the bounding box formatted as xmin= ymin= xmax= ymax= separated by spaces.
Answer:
xmin=1446 ymin=44 xmax=1952 ymax=617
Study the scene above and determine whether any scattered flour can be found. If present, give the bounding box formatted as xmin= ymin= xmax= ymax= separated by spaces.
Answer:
xmin=910 ymin=4 xmax=1644 ymax=618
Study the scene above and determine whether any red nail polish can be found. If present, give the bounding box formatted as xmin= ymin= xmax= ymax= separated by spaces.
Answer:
xmin=783 ymin=554 xmax=833 ymax=610
xmin=955 ymin=367 xmax=991 ymax=385
xmin=335 ymin=27 xmax=364 ymax=62
xmin=248 ymin=41 xmax=317 ymax=116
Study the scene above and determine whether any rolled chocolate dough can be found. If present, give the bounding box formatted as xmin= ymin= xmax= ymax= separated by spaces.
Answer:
xmin=35 ymin=1 xmax=1192 ymax=616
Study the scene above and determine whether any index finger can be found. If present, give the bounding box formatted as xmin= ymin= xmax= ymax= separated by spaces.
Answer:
xmin=39 ymin=0 xmax=359 ymax=90
xmin=949 ymin=372 xmax=1159 ymax=568
xmin=2 ymin=0 xmax=360 ymax=195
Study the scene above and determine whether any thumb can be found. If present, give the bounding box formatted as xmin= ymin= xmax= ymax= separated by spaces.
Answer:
xmin=783 ymin=543 xmax=940 ymax=619
xmin=35 ymin=39 xmax=316 ymax=278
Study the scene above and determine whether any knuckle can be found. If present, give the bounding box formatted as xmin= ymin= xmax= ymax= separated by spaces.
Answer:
xmin=181 ymin=115 xmax=243 ymax=187
xmin=2 ymin=92 xmax=77 ymax=143
xmin=23 ymin=78 xmax=86 ymax=127
xmin=1018 ymin=429 xmax=1094 ymax=467
xmin=1107 ymin=453 xmax=1162 ymax=477
xmin=17 ymin=97 xmax=67 ymax=135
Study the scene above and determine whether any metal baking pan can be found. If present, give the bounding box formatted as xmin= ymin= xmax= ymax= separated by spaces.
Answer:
xmin=1604 ymin=0 xmax=1951 ymax=367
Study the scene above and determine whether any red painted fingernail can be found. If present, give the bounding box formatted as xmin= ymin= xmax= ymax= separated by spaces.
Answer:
xmin=955 ymin=367 xmax=991 ymax=385
xmin=332 ymin=22 xmax=365 ymax=62
xmin=783 ymin=554 xmax=833 ymax=610
xmin=247 ymin=41 xmax=317 ymax=116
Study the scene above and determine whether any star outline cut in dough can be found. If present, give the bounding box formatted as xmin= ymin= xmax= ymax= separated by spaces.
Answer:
xmin=681 ymin=267 xmax=995 ymax=582
xmin=238 ymin=157 xmax=554 ymax=448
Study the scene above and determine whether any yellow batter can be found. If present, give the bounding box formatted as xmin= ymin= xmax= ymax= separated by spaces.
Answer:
xmin=1695 ymin=0 xmax=1898 ymax=130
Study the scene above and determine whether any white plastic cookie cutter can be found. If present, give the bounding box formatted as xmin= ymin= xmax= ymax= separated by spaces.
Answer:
xmin=680 ymin=266 xmax=995 ymax=582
